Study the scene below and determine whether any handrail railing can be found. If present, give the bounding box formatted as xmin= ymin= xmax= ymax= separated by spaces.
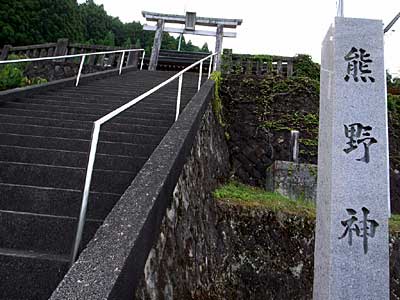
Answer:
xmin=70 ymin=52 xmax=217 ymax=264
xmin=0 ymin=48 xmax=145 ymax=86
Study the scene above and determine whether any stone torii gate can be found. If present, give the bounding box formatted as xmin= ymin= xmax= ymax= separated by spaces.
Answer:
xmin=142 ymin=11 xmax=242 ymax=71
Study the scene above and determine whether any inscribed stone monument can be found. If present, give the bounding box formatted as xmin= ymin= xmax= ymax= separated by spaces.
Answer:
xmin=313 ymin=17 xmax=390 ymax=300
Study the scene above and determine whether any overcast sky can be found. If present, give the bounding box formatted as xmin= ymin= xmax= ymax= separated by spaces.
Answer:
xmin=81 ymin=0 xmax=400 ymax=76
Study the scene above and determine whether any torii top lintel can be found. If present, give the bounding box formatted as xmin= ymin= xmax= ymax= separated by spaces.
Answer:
xmin=142 ymin=11 xmax=243 ymax=29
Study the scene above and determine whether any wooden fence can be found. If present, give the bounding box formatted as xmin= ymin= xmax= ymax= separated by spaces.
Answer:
xmin=0 ymin=38 xmax=139 ymax=67
xmin=222 ymin=49 xmax=296 ymax=77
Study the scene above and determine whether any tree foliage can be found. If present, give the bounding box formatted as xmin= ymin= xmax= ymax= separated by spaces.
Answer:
xmin=0 ymin=0 xmax=207 ymax=52
xmin=293 ymin=54 xmax=320 ymax=81
xmin=387 ymin=70 xmax=400 ymax=89
xmin=0 ymin=54 xmax=47 ymax=91
xmin=0 ymin=0 xmax=83 ymax=45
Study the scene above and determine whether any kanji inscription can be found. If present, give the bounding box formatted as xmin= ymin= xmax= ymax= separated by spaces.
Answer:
xmin=344 ymin=47 xmax=375 ymax=83
xmin=343 ymin=123 xmax=377 ymax=163
xmin=338 ymin=207 xmax=379 ymax=254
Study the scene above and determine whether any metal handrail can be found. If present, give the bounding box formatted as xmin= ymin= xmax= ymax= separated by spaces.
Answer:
xmin=0 ymin=48 xmax=145 ymax=86
xmin=70 ymin=52 xmax=217 ymax=264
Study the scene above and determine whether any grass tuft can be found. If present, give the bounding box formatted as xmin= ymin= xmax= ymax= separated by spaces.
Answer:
xmin=213 ymin=181 xmax=400 ymax=233
xmin=213 ymin=181 xmax=315 ymax=218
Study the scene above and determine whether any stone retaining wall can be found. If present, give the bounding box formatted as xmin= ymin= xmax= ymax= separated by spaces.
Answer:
xmin=135 ymin=103 xmax=230 ymax=299
xmin=25 ymin=61 xmax=110 ymax=82
xmin=215 ymin=201 xmax=400 ymax=299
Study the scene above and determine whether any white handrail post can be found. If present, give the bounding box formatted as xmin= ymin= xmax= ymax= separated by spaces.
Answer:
xmin=70 ymin=123 xmax=100 ymax=265
xmin=197 ymin=61 xmax=203 ymax=91
xmin=213 ymin=53 xmax=217 ymax=72
xmin=119 ymin=51 xmax=126 ymax=75
xmin=208 ymin=55 xmax=214 ymax=79
xmin=175 ymin=74 xmax=183 ymax=121
xmin=140 ymin=51 xmax=145 ymax=70
xmin=76 ymin=54 xmax=86 ymax=87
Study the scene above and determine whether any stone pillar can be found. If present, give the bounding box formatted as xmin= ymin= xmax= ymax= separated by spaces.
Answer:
xmin=97 ymin=54 xmax=105 ymax=67
xmin=87 ymin=53 xmax=97 ymax=65
xmin=148 ymin=19 xmax=165 ymax=71
xmin=39 ymin=48 xmax=47 ymax=58
xmin=245 ymin=60 xmax=253 ymax=74
xmin=276 ymin=60 xmax=282 ymax=75
xmin=127 ymin=50 xmax=139 ymax=69
xmin=287 ymin=60 xmax=294 ymax=76
xmin=54 ymin=38 xmax=69 ymax=57
xmin=214 ymin=24 xmax=224 ymax=71
xmin=221 ymin=48 xmax=232 ymax=75
xmin=0 ymin=45 xmax=12 ymax=60
xmin=313 ymin=17 xmax=389 ymax=300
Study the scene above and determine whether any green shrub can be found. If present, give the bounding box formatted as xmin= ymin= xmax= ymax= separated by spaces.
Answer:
xmin=0 ymin=64 xmax=25 ymax=91
xmin=20 ymin=77 xmax=48 ymax=87
xmin=293 ymin=54 xmax=320 ymax=81
xmin=210 ymin=71 xmax=225 ymax=126
xmin=388 ymin=94 xmax=400 ymax=112
xmin=0 ymin=54 xmax=47 ymax=91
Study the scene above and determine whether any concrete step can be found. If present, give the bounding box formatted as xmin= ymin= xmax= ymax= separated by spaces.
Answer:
xmin=0 ymin=145 xmax=147 ymax=171
xmin=0 ymin=133 xmax=156 ymax=156
xmin=13 ymin=97 xmax=180 ymax=115
xmin=0 ymin=249 xmax=69 ymax=300
xmin=2 ymin=101 xmax=177 ymax=121
xmin=56 ymin=84 xmax=198 ymax=94
xmin=0 ymin=210 xmax=100 ymax=255
xmin=0 ymin=107 xmax=173 ymax=127
xmin=0 ymin=114 xmax=170 ymax=135
xmin=0 ymin=161 xmax=135 ymax=194
xmin=0 ymin=183 xmax=120 ymax=219
xmin=0 ymin=123 xmax=162 ymax=144
xmin=26 ymin=94 xmax=179 ymax=108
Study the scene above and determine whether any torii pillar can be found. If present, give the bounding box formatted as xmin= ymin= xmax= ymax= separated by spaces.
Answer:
xmin=142 ymin=11 xmax=242 ymax=71
xmin=214 ymin=24 xmax=224 ymax=71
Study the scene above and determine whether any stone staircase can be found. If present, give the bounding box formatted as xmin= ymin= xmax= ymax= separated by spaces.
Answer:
xmin=0 ymin=70 xmax=201 ymax=299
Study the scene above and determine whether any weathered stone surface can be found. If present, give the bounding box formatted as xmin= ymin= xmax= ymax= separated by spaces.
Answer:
xmin=221 ymin=75 xmax=320 ymax=187
xmin=314 ymin=17 xmax=389 ymax=300
xmin=135 ymin=103 xmax=230 ymax=299
xmin=136 ymin=192 xmax=400 ymax=299
xmin=266 ymin=160 xmax=317 ymax=202
xmin=215 ymin=201 xmax=400 ymax=300
xmin=215 ymin=201 xmax=315 ymax=300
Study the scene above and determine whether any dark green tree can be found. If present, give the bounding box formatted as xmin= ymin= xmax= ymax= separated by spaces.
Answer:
xmin=100 ymin=31 xmax=115 ymax=46
xmin=79 ymin=0 xmax=110 ymax=44
xmin=0 ymin=0 xmax=207 ymax=52
xmin=0 ymin=0 xmax=42 ymax=46
xmin=201 ymin=42 xmax=210 ymax=53
xmin=37 ymin=0 xmax=84 ymax=43
xmin=110 ymin=17 xmax=126 ymax=46
xmin=0 ymin=0 xmax=84 ymax=46
xmin=161 ymin=34 xmax=178 ymax=50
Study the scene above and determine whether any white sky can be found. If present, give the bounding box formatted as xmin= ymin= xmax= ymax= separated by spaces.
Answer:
xmin=81 ymin=0 xmax=400 ymax=76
